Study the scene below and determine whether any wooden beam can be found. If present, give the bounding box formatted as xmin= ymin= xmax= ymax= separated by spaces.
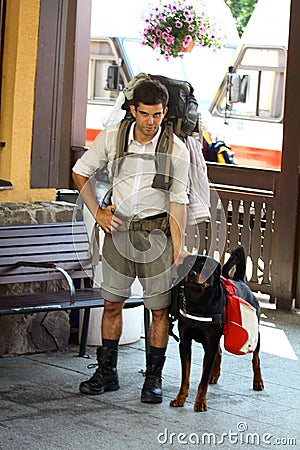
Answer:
xmin=272 ymin=0 xmax=300 ymax=309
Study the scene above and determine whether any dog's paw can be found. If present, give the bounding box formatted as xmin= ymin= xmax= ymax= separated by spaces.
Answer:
xmin=253 ymin=379 xmax=264 ymax=391
xmin=170 ymin=396 xmax=186 ymax=407
xmin=209 ymin=374 xmax=220 ymax=384
xmin=194 ymin=400 xmax=208 ymax=412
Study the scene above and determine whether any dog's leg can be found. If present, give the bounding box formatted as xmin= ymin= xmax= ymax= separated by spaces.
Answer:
xmin=194 ymin=344 xmax=219 ymax=412
xmin=170 ymin=339 xmax=191 ymax=408
xmin=252 ymin=334 xmax=264 ymax=390
xmin=209 ymin=342 xmax=222 ymax=384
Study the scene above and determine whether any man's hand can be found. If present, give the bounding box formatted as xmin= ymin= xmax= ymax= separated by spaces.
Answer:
xmin=95 ymin=205 xmax=124 ymax=234
xmin=173 ymin=248 xmax=191 ymax=267
xmin=71 ymin=173 xmax=124 ymax=235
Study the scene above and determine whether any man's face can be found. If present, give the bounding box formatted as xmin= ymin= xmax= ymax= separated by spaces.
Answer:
xmin=130 ymin=103 xmax=168 ymax=143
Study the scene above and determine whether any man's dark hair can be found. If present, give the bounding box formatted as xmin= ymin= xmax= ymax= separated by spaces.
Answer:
xmin=132 ymin=79 xmax=169 ymax=110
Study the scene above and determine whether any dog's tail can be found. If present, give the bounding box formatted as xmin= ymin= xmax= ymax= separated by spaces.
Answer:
xmin=222 ymin=246 xmax=246 ymax=281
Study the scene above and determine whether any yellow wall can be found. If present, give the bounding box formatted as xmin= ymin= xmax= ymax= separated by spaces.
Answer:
xmin=0 ymin=0 xmax=55 ymax=202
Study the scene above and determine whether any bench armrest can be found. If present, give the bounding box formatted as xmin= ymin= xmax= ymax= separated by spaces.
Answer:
xmin=15 ymin=262 xmax=76 ymax=304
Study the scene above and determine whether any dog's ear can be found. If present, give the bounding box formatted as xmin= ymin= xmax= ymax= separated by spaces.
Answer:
xmin=213 ymin=262 xmax=221 ymax=286
xmin=198 ymin=257 xmax=220 ymax=283
xmin=200 ymin=258 xmax=221 ymax=291
xmin=177 ymin=254 xmax=198 ymax=281
xmin=215 ymin=261 xmax=221 ymax=278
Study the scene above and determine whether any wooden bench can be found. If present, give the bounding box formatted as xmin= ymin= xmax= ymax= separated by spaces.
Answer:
xmin=0 ymin=221 xmax=149 ymax=358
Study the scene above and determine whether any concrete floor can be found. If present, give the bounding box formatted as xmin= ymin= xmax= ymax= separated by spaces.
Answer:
xmin=0 ymin=302 xmax=299 ymax=450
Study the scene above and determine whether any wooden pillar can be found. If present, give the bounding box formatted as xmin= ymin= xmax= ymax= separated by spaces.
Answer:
xmin=31 ymin=0 xmax=91 ymax=189
xmin=70 ymin=0 xmax=92 ymax=180
xmin=272 ymin=0 xmax=300 ymax=309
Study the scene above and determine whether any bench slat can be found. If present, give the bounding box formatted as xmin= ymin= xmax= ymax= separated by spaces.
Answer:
xmin=0 ymin=258 xmax=91 ymax=272
xmin=0 ymin=222 xmax=86 ymax=236
xmin=0 ymin=257 xmax=93 ymax=283
xmin=0 ymin=233 xmax=90 ymax=249
xmin=1 ymin=242 xmax=90 ymax=258
xmin=0 ymin=269 xmax=93 ymax=284
xmin=0 ymin=289 xmax=143 ymax=315
xmin=0 ymin=252 xmax=93 ymax=270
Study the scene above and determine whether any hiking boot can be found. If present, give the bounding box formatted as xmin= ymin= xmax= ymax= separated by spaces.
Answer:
xmin=79 ymin=346 xmax=119 ymax=395
xmin=141 ymin=355 xmax=166 ymax=404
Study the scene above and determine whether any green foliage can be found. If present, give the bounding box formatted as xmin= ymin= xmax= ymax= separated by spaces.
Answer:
xmin=224 ymin=0 xmax=258 ymax=37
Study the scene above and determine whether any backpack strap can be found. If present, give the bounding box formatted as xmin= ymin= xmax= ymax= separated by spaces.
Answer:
xmin=175 ymin=117 xmax=182 ymax=136
xmin=114 ymin=114 xmax=174 ymax=191
xmin=163 ymin=121 xmax=173 ymax=185
xmin=151 ymin=120 xmax=174 ymax=190
xmin=114 ymin=114 xmax=135 ymax=177
xmin=220 ymin=276 xmax=237 ymax=296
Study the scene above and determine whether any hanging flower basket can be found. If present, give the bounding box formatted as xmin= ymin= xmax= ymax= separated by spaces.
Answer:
xmin=180 ymin=40 xmax=195 ymax=53
xmin=142 ymin=0 xmax=224 ymax=60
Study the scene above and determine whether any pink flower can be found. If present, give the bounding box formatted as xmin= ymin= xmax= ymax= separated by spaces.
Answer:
xmin=182 ymin=35 xmax=193 ymax=47
xmin=142 ymin=0 xmax=223 ymax=59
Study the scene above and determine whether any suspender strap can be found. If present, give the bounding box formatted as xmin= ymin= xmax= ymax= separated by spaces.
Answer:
xmin=114 ymin=115 xmax=135 ymax=177
xmin=164 ymin=121 xmax=173 ymax=185
xmin=114 ymin=115 xmax=174 ymax=191
xmin=152 ymin=121 xmax=173 ymax=190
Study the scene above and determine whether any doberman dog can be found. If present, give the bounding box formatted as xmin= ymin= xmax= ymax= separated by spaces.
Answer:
xmin=170 ymin=246 xmax=264 ymax=412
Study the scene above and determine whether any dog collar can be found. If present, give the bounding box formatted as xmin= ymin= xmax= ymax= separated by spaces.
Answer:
xmin=179 ymin=309 xmax=223 ymax=324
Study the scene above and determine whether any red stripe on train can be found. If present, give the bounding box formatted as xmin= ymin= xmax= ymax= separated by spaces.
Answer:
xmin=85 ymin=129 xmax=282 ymax=170
xmin=231 ymin=145 xmax=281 ymax=169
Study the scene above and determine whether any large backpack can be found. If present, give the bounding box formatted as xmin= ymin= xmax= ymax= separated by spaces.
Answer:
xmin=114 ymin=73 xmax=199 ymax=190
xmin=202 ymin=130 xmax=235 ymax=164
xmin=121 ymin=73 xmax=199 ymax=138
xmin=151 ymin=74 xmax=199 ymax=137
xmin=221 ymin=276 xmax=259 ymax=355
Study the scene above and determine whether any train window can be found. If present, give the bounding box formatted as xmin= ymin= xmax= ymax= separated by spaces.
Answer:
xmin=213 ymin=46 xmax=286 ymax=123
xmin=88 ymin=39 xmax=125 ymax=104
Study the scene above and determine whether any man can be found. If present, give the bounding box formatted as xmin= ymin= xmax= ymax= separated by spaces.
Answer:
xmin=72 ymin=79 xmax=189 ymax=403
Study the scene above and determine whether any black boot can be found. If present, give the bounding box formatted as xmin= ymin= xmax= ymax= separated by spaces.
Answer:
xmin=79 ymin=346 xmax=119 ymax=395
xmin=141 ymin=355 xmax=166 ymax=404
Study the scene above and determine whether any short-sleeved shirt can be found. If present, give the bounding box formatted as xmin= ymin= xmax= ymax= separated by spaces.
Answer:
xmin=72 ymin=122 xmax=190 ymax=219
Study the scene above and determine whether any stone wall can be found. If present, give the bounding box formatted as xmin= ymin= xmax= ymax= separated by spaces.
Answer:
xmin=0 ymin=201 xmax=77 ymax=356
xmin=0 ymin=201 xmax=76 ymax=226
